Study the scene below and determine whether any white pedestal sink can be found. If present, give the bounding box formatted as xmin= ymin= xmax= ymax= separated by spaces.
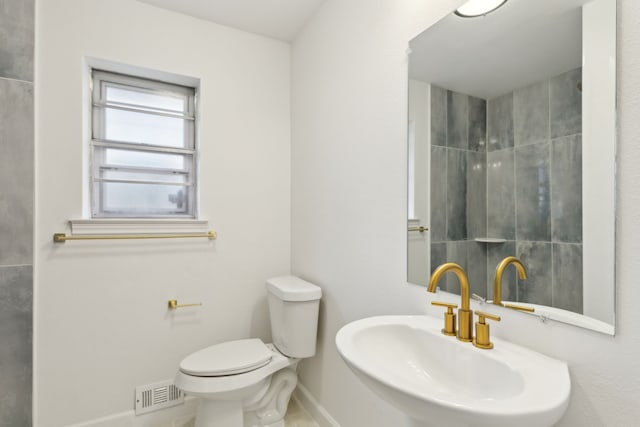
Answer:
xmin=336 ymin=315 xmax=570 ymax=427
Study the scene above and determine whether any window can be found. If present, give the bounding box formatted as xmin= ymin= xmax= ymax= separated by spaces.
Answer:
xmin=91 ymin=70 xmax=197 ymax=218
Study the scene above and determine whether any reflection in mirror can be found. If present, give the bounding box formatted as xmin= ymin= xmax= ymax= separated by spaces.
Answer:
xmin=407 ymin=0 xmax=616 ymax=334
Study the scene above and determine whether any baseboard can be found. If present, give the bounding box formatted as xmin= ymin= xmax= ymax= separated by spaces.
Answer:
xmin=66 ymin=384 xmax=338 ymax=427
xmin=293 ymin=383 xmax=341 ymax=427
xmin=67 ymin=397 xmax=198 ymax=427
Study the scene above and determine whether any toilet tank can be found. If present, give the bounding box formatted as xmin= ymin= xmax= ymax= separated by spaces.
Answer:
xmin=266 ymin=276 xmax=322 ymax=358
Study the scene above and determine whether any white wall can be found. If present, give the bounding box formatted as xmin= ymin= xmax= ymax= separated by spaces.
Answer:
xmin=407 ymin=79 xmax=430 ymax=286
xmin=34 ymin=1 xmax=291 ymax=425
xmin=291 ymin=1 xmax=640 ymax=426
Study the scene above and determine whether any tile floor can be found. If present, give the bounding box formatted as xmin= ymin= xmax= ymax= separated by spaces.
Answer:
xmin=169 ymin=397 xmax=318 ymax=427
xmin=284 ymin=398 xmax=319 ymax=427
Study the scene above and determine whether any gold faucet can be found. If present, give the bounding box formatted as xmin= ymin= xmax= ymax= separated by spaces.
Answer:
xmin=493 ymin=256 xmax=528 ymax=307
xmin=428 ymin=263 xmax=473 ymax=342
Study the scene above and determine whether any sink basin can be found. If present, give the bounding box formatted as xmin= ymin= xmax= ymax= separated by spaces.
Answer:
xmin=336 ymin=315 xmax=570 ymax=427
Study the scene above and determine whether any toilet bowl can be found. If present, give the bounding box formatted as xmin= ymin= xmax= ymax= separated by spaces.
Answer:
xmin=175 ymin=276 xmax=321 ymax=427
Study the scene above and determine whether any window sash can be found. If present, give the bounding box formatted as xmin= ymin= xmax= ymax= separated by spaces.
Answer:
xmin=94 ymin=181 xmax=193 ymax=217
xmin=90 ymin=69 xmax=197 ymax=218
xmin=92 ymin=70 xmax=195 ymax=114
xmin=92 ymin=104 xmax=195 ymax=150
xmin=93 ymin=101 xmax=195 ymax=121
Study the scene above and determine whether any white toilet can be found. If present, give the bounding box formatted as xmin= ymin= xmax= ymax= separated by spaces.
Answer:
xmin=175 ymin=276 xmax=322 ymax=427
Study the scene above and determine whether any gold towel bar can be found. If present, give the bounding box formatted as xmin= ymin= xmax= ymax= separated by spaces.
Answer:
xmin=408 ymin=226 xmax=428 ymax=233
xmin=53 ymin=231 xmax=217 ymax=243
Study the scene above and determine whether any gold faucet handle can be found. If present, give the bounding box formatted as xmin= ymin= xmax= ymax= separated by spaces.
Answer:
xmin=431 ymin=301 xmax=458 ymax=310
xmin=475 ymin=310 xmax=501 ymax=323
xmin=473 ymin=310 xmax=501 ymax=350
xmin=502 ymin=302 xmax=535 ymax=313
xmin=431 ymin=301 xmax=458 ymax=336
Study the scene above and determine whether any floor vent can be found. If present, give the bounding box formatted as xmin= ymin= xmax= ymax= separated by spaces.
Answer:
xmin=135 ymin=380 xmax=185 ymax=415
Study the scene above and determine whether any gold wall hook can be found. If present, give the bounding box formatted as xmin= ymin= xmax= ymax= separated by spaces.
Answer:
xmin=168 ymin=299 xmax=203 ymax=309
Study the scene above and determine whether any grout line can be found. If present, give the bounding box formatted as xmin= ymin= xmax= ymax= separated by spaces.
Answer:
xmin=0 ymin=75 xmax=34 ymax=85
xmin=512 ymin=91 xmax=519 ymax=302
xmin=485 ymin=98 xmax=490 ymax=295
xmin=444 ymin=89 xmax=449 ymax=248
xmin=547 ymin=79 xmax=554 ymax=308
xmin=0 ymin=263 xmax=33 ymax=269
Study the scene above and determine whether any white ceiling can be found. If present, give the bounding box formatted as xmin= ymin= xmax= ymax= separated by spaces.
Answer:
xmin=137 ymin=0 xmax=326 ymax=42
xmin=409 ymin=0 xmax=589 ymax=99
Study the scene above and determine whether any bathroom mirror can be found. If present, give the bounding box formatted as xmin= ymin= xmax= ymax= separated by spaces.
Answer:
xmin=407 ymin=0 xmax=616 ymax=334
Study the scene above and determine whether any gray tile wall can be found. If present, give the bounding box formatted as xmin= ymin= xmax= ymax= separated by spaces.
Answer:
xmin=467 ymin=151 xmax=486 ymax=239
xmin=429 ymin=68 xmax=583 ymax=312
xmin=0 ymin=79 xmax=34 ymax=266
xmin=516 ymin=142 xmax=551 ymax=241
xmin=430 ymin=85 xmax=447 ymax=147
xmin=430 ymin=86 xmax=488 ymax=297
xmin=516 ymin=241 xmax=553 ymax=306
xmin=0 ymin=266 xmax=33 ymax=425
xmin=0 ymin=1 xmax=34 ymax=425
xmin=468 ymin=96 xmax=486 ymax=152
xmin=485 ymin=68 xmax=583 ymax=313
xmin=430 ymin=146 xmax=447 ymax=242
xmin=0 ymin=0 xmax=34 ymax=82
xmin=514 ymin=80 xmax=549 ymax=146
xmin=550 ymin=68 xmax=582 ymax=139
xmin=551 ymin=134 xmax=582 ymax=243
xmin=487 ymin=93 xmax=514 ymax=151
xmin=446 ymin=90 xmax=468 ymax=149
xmin=446 ymin=149 xmax=467 ymax=240
xmin=552 ymin=243 xmax=583 ymax=313
xmin=487 ymin=148 xmax=515 ymax=239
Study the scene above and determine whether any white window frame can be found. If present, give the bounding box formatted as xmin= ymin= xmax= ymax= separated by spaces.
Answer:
xmin=90 ymin=69 xmax=198 ymax=219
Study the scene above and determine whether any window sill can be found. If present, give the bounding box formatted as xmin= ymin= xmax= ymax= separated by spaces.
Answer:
xmin=69 ymin=218 xmax=210 ymax=235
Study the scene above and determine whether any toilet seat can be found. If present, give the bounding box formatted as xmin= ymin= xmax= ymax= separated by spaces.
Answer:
xmin=180 ymin=338 xmax=273 ymax=377
xmin=175 ymin=342 xmax=296 ymax=398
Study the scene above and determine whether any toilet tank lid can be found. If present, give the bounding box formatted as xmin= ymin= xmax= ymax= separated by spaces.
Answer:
xmin=266 ymin=275 xmax=322 ymax=301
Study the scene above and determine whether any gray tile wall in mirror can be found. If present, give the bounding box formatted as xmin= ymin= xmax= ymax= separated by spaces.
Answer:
xmin=514 ymin=80 xmax=550 ymax=146
xmin=487 ymin=148 xmax=515 ymax=240
xmin=430 ymin=68 xmax=583 ymax=311
xmin=516 ymin=241 xmax=553 ymax=306
xmin=516 ymin=142 xmax=551 ymax=241
xmin=552 ymin=243 xmax=584 ymax=313
xmin=467 ymin=151 xmax=486 ymax=238
xmin=0 ymin=1 xmax=34 ymax=425
xmin=550 ymin=68 xmax=582 ymax=139
xmin=430 ymin=145 xmax=447 ymax=242
xmin=487 ymin=93 xmax=514 ymax=151
xmin=430 ymin=86 xmax=488 ymax=292
xmin=551 ymin=134 xmax=583 ymax=243
xmin=446 ymin=149 xmax=467 ymax=240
